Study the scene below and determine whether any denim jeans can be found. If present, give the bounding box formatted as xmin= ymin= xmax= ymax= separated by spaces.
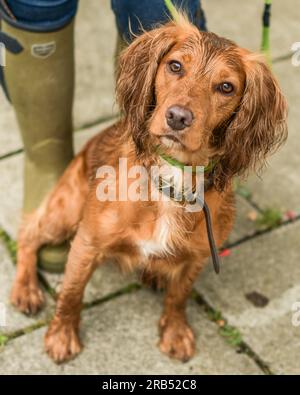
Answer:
xmin=111 ymin=0 xmax=207 ymax=41
xmin=0 ymin=0 xmax=206 ymax=34
xmin=1 ymin=0 xmax=79 ymax=31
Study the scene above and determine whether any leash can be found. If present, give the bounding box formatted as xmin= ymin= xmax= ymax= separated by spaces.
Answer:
xmin=201 ymin=200 xmax=220 ymax=274
xmin=157 ymin=148 xmax=221 ymax=274
xmin=261 ymin=0 xmax=272 ymax=65
xmin=164 ymin=0 xmax=273 ymax=65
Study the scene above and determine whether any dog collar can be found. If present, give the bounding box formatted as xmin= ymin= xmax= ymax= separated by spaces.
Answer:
xmin=155 ymin=146 xmax=220 ymax=274
xmin=156 ymin=146 xmax=216 ymax=174
xmin=157 ymin=179 xmax=221 ymax=274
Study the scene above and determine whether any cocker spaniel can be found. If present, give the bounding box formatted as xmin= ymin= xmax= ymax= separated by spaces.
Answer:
xmin=11 ymin=15 xmax=287 ymax=363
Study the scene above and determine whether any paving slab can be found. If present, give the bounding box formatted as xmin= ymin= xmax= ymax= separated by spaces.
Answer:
xmin=0 ymin=241 xmax=53 ymax=335
xmin=0 ymin=94 xmax=21 ymax=157
xmin=202 ymin=0 xmax=300 ymax=59
xmin=0 ymin=151 xmax=22 ymax=238
xmin=0 ymin=119 xmax=116 ymax=239
xmin=0 ymin=289 xmax=261 ymax=374
xmin=0 ymin=0 xmax=117 ymax=157
xmin=245 ymin=59 xmax=300 ymax=213
xmin=73 ymin=0 xmax=117 ymax=128
xmin=228 ymin=195 xmax=259 ymax=245
xmin=195 ymin=221 xmax=300 ymax=374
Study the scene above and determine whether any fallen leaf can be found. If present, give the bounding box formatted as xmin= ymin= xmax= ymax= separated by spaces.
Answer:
xmin=219 ymin=249 xmax=231 ymax=257
xmin=217 ymin=319 xmax=225 ymax=327
xmin=283 ymin=210 xmax=297 ymax=221
xmin=247 ymin=210 xmax=258 ymax=222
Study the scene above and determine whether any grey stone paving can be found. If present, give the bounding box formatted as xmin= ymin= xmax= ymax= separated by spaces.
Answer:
xmin=73 ymin=0 xmax=117 ymax=128
xmin=203 ymin=0 xmax=300 ymax=59
xmin=228 ymin=195 xmax=259 ymax=245
xmin=246 ymin=59 xmax=300 ymax=212
xmin=0 ymin=290 xmax=261 ymax=375
xmin=0 ymin=0 xmax=299 ymax=375
xmin=0 ymin=93 xmax=21 ymax=157
xmin=0 ymin=241 xmax=54 ymax=335
xmin=196 ymin=222 xmax=300 ymax=374
xmin=45 ymin=261 xmax=136 ymax=305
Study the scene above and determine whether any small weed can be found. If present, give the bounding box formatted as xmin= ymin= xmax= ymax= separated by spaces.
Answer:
xmin=0 ymin=334 xmax=9 ymax=347
xmin=235 ymin=182 xmax=252 ymax=199
xmin=0 ymin=228 xmax=17 ymax=263
xmin=256 ymin=208 xmax=282 ymax=229
xmin=219 ymin=325 xmax=243 ymax=346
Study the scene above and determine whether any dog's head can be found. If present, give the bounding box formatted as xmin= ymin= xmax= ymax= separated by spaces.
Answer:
xmin=116 ymin=17 xmax=287 ymax=189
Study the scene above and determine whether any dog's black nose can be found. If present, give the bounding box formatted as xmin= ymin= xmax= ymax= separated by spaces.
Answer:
xmin=166 ymin=106 xmax=193 ymax=131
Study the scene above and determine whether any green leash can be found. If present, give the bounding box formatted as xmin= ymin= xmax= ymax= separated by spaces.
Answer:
xmin=261 ymin=0 xmax=272 ymax=65
xmin=164 ymin=0 xmax=180 ymax=22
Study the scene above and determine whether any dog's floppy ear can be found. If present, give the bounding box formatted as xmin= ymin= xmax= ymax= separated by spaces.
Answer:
xmin=116 ymin=25 xmax=177 ymax=155
xmin=214 ymin=52 xmax=288 ymax=190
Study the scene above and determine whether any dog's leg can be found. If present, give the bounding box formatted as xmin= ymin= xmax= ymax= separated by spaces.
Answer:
xmin=11 ymin=154 xmax=88 ymax=315
xmin=140 ymin=270 xmax=165 ymax=291
xmin=10 ymin=238 xmax=44 ymax=315
xmin=158 ymin=261 xmax=203 ymax=362
xmin=44 ymin=229 xmax=97 ymax=363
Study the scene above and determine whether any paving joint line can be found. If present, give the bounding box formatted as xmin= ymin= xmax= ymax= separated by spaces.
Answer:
xmin=0 ymin=148 xmax=23 ymax=162
xmin=0 ymin=282 xmax=142 ymax=348
xmin=236 ymin=189 xmax=264 ymax=214
xmin=0 ymin=320 xmax=48 ymax=348
xmin=225 ymin=214 xmax=300 ymax=250
xmin=74 ymin=113 xmax=119 ymax=132
xmin=83 ymin=283 xmax=142 ymax=310
xmin=191 ymin=289 xmax=274 ymax=375
xmin=272 ymin=53 xmax=293 ymax=64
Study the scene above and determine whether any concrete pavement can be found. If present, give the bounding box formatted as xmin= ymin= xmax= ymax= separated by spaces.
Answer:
xmin=0 ymin=0 xmax=299 ymax=375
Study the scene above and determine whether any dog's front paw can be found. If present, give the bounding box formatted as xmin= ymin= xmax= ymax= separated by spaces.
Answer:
xmin=159 ymin=316 xmax=195 ymax=362
xmin=11 ymin=281 xmax=44 ymax=315
xmin=45 ymin=317 xmax=82 ymax=364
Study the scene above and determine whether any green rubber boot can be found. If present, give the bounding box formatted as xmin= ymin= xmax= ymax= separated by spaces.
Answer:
xmin=2 ymin=19 xmax=75 ymax=273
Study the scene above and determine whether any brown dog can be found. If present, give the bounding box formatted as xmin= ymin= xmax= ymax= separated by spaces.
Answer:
xmin=11 ymin=16 xmax=287 ymax=363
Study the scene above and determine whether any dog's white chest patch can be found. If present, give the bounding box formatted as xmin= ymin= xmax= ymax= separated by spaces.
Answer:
xmin=138 ymin=214 xmax=173 ymax=259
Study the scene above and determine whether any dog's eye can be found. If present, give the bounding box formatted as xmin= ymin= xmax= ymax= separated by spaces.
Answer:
xmin=168 ymin=60 xmax=182 ymax=74
xmin=218 ymin=82 xmax=234 ymax=95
